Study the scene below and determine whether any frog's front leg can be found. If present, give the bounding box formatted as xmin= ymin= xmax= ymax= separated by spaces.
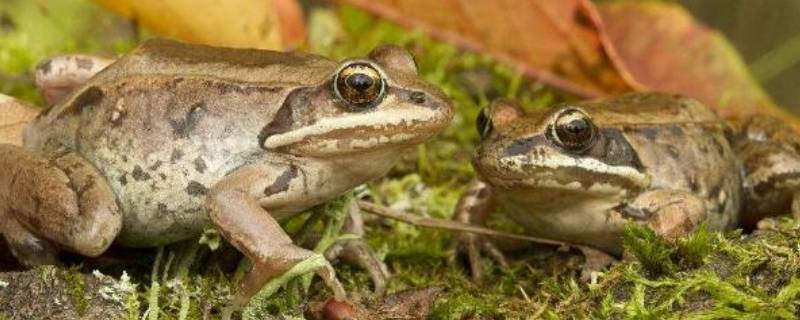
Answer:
xmin=0 ymin=145 xmax=122 ymax=266
xmin=324 ymin=199 xmax=391 ymax=295
xmin=34 ymin=55 xmax=114 ymax=106
xmin=615 ymin=189 xmax=707 ymax=239
xmin=206 ymin=163 xmax=346 ymax=309
xmin=449 ymin=179 xmax=507 ymax=281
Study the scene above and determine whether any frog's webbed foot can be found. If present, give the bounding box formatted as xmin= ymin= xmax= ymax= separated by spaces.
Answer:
xmin=34 ymin=55 xmax=114 ymax=106
xmin=324 ymin=200 xmax=390 ymax=295
xmin=208 ymin=164 xmax=348 ymax=314
xmin=0 ymin=146 xmax=122 ymax=266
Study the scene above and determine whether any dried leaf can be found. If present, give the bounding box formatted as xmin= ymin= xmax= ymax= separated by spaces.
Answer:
xmin=337 ymin=0 xmax=639 ymax=97
xmin=341 ymin=0 xmax=798 ymax=127
xmin=0 ymin=95 xmax=39 ymax=146
xmin=598 ymin=2 xmax=794 ymax=126
xmin=305 ymin=287 xmax=443 ymax=319
xmin=92 ymin=0 xmax=306 ymax=49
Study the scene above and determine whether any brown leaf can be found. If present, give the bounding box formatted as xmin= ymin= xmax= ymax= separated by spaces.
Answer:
xmin=337 ymin=0 xmax=639 ymax=97
xmin=598 ymin=1 xmax=794 ymax=126
xmin=341 ymin=0 xmax=798 ymax=128
xmin=0 ymin=95 xmax=39 ymax=146
xmin=91 ymin=0 xmax=307 ymax=49
xmin=306 ymin=287 xmax=443 ymax=319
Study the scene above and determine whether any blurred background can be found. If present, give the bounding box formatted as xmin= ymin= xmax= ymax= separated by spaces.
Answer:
xmin=682 ymin=0 xmax=800 ymax=115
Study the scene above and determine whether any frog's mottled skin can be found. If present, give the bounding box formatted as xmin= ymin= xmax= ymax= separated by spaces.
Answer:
xmin=0 ymin=39 xmax=453 ymax=305
xmin=454 ymin=93 xmax=800 ymax=279
xmin=27 ymin=41 xmax=354 ymax=247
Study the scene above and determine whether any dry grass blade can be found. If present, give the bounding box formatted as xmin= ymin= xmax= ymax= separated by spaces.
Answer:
xmin=358 ymin=200 xmax=571 ymax=247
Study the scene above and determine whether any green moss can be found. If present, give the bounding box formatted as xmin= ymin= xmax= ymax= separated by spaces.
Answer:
xmin=675 ymin=225 xmax=714 ymax=268
xmin=623 ymin=223 xmax=678 ymax=276
xmin=125 ymin=290 xmax=141 ymax=320
xmin=62 ymin=266 xmax=89 ymax=316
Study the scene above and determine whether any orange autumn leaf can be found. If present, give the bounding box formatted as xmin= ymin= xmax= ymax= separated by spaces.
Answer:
xmin=342 ymin=0 xmax=796 ymax=128
xmin=337 ymin=0 xmax=642 ymax=97
xmin=597 ymin=1 xmax=791 ymax=125
xmin=92 ymin=0 xmax=306 ymax=49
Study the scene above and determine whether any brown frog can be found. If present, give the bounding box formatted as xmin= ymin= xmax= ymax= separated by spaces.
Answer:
xmin=453 ymin=92 xmax=800 ymax=279
xmin=0 ymin=39 xmax=453 ymax=306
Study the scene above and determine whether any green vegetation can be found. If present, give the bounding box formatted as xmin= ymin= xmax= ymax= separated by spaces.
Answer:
xmin=2 ymin=1 xmax=800 ymax=319
xmin=63 ymin=266 xmax=90 ymax=316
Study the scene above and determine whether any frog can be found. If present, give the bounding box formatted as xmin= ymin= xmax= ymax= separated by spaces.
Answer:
xmin=452 ymin=92 xmax=800 ymax=280
xmin=0 ymin=38 xmax=453 ymax=307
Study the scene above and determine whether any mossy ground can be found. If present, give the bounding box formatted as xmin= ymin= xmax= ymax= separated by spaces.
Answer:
xmin=1 ymin=1 xmax=800 ymax=319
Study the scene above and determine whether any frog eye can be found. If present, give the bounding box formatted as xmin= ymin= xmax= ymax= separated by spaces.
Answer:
xmin=333 ymin=62 xmax=386 ymax=110
xmin=476 ymin=108 xmax=493 ymax=139
xmin=550 ymin=108 xmax=597 ymax=152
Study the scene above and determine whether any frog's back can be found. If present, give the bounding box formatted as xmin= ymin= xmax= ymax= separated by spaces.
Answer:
xmin=92 ymin=38 xmax=338 ymax=86
xmin=30 ymin=39 xmax=337 ymax=138
xmin=23 ymin=39 xmax=339 ymax=246
xmin=576 ymin=92 xmax=723 ymax=126
xmin=580 ymin=93 xmax=742 ymax=230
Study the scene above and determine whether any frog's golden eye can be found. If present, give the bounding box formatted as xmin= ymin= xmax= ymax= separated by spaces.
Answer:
xmin=333 ymin=62 xmax=386 ymax=110
xmin=476 ymin=108 xmax=492 ymax=139
xmin=550 ymin=108 xmax=597 ymax=152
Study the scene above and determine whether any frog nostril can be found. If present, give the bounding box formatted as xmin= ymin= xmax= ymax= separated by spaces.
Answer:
xmin=410 ymin=91 xmax=426 ymax=104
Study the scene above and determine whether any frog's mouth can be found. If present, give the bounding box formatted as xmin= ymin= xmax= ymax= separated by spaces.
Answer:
xmin=260 ymin=106 xmax=449 ymax=156
xmin=477 ymin=153 xmax=651 ymax=194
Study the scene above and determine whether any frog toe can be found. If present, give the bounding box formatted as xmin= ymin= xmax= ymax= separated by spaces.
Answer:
xmin=325 ymin=238 xmax=390 ymax=295
xmin=451 ymin=232 xmax=508 ymax=282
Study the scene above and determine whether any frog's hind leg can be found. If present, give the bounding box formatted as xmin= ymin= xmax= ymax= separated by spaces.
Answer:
xmin=34 ymin=55 xmax=114 ymax=106
xmin=734 ymin=115 xmax=800 ymax=227
xmin=0 ymin=145 xmax=121 ymax=266
xmin=1 ymin=213 xmax=60 ymax=266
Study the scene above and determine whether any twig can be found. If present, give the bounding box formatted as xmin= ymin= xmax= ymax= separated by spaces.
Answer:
xmin=358 ymin=201 xmax=571 ymax=247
